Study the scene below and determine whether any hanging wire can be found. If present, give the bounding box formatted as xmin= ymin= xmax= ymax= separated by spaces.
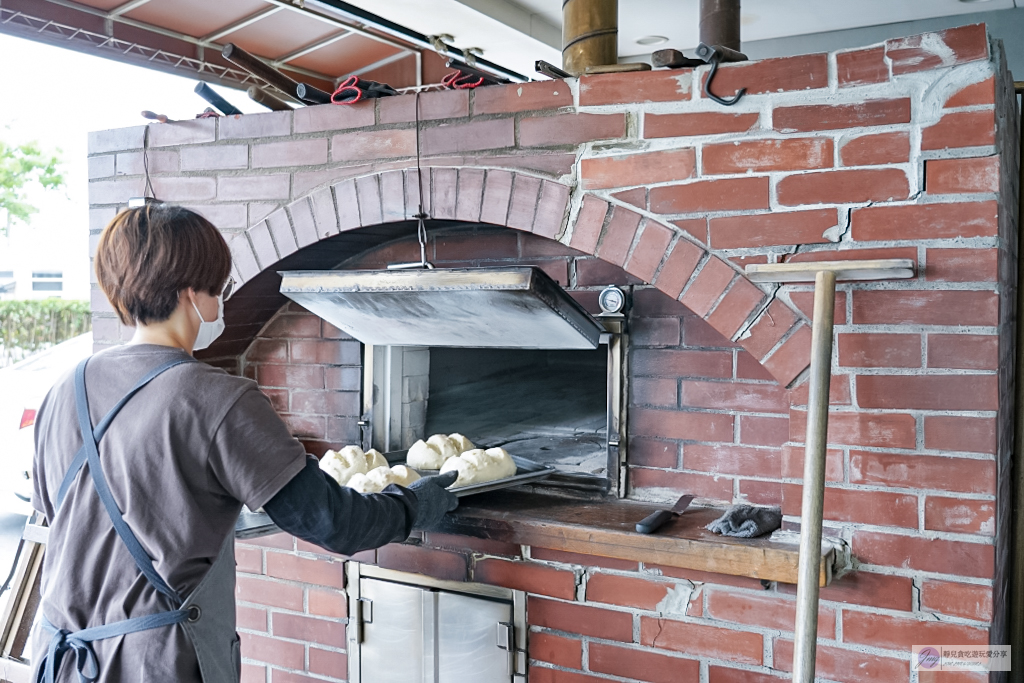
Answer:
xmin=143 ymin=126 xmax=156 ymax=201
xmin=412 ymin=90 xmax=433 ymax=269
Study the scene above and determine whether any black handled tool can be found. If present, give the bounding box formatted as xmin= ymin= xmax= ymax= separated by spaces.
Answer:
xmin=636 ymin=494 xmax=694 ymax=534
xmin=295 ymin=82 xmax=334 ymax=105
xmin=222 ymin=43 xmax=305 ymax=105
xmin=652 ymin=49 xmax=704 ymax=69
xmin=194 ymin=82 xmax=242 ymax=115
xmin=247 ymin=86 xmax=293 ymax=111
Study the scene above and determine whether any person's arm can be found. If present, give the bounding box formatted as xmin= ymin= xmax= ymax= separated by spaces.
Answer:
xmin=206 ymin=383 xmax=458 ymax=555
xmin=263 ymin=458 xmax=461 ymax=556
xmin=263 ymin=455 xmax=415 ymax=555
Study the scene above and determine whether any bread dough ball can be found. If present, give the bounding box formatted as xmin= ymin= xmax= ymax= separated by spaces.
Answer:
xmin=365 ymin=466 xmax=397 ymax=491
xmin=439 ymin=451 xmax=475 ymax=487
xmin=427 ymin=434 xmax=459 ymax=461
xmin=407 ymin=439 xmax=446 ymax=469
xmin=484 ymin=447 xmax=518 ymax=479
xmin=448 ymin=433 xmax=475 ymax=454
xmin=319 ymin=447 xmax=369 ymax=486
xmin=364 ymin=448 xmax=388 ymax=470
xmin=439 ymin=447 xmax=517 ymax=488
xmin=390 ymin=465 xmax=421 ymax=487
xmin=318 ymin=445 xmax=392 ymax=487
xmin=345 ymin=472 xmax=375 ymax=493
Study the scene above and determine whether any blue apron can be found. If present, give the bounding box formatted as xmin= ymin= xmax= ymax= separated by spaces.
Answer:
xmin=35 ymin=357 xmax=240 ymax=683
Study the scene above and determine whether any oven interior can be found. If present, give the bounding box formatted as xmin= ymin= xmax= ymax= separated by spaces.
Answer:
xmin=425 ymin=347 xmax=608 ymax=475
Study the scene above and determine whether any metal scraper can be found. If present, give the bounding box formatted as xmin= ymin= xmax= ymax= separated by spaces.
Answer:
xmin=635 ymin=494 xmax=695 ymax=534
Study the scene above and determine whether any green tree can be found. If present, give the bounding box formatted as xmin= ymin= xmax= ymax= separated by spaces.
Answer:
xmin=0 ymin=136 xmax=65 ymax=234
xmin=0 ymin=299 xmax=91 ymax=367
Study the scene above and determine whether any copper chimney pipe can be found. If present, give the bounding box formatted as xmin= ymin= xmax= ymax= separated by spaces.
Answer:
xmin=700 ymin=0 xmax=741 ymax=52
xmin=562 ymin=0 xmax=618 ymax=76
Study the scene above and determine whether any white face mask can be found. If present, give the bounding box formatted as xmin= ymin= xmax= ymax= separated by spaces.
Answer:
xmin=191 ymin=294 xmax=225 ymax=351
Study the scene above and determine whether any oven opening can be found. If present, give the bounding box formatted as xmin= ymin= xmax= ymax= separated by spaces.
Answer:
xmin=425 ymin=347 xmax=608 ymax=476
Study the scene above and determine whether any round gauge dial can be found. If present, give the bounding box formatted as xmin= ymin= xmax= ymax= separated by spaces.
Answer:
xmin=598 ymin=286 xmax=626 ymax=314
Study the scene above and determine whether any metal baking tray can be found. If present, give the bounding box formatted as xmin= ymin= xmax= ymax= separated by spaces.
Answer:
xmin=384 ymin=450 xmax=555 ymax=497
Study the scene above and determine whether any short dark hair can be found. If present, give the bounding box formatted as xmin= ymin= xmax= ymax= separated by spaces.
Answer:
xmin=95 ymin=205 xmax=232 ymax=326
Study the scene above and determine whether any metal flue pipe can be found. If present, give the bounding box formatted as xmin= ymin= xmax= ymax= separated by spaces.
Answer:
xmin=700 ymin=0 xmax=741 ymax=52
xmin=562 ymin=0 xmax=618 ymax=76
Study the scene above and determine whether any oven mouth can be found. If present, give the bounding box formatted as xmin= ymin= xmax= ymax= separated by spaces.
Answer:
xmin=279 ymin=265 xmax=629 ymax=497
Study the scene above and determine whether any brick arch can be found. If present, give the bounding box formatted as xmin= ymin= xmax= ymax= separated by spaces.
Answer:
xmin=226 ymin=166 xmax=811 ymax=387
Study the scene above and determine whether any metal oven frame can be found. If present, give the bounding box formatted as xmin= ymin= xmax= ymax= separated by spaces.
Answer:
xmin=359 ymin=314 xmax=629 ymax=498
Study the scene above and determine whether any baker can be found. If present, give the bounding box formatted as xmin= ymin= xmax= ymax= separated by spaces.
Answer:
xmin=30 ymin=204 xmax=459 ymax=682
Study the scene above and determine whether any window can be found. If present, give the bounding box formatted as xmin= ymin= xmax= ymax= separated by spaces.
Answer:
xmin=0 ymin=271 xmax=13 ymax=279
xmin=31 ymin=270 xmax=63 ymax=295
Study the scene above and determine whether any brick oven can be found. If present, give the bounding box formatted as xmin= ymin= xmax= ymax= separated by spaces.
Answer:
xmin=87 ymin=22 xmax=1019 ymax=683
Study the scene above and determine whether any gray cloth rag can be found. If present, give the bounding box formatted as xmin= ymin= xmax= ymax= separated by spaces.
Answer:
xmin=706 ymin=505 xmax=782 ymax=538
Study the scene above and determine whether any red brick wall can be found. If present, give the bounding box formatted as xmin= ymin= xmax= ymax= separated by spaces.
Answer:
xmin=86 ymin=23 xmax=1015 ymax=683
xmin=242 ymin=228 xmax=791 ymax=502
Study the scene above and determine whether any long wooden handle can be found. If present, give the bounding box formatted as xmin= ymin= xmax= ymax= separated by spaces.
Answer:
xmin=222 ymin=43 xmax=300 ymax=99
xmin=295 ymin=82 xmax=333 ymax=105
xmin=194 ymin=82 xmax=242 ymax=116
xmin=247 ymin=86 xmax=293 ymax=111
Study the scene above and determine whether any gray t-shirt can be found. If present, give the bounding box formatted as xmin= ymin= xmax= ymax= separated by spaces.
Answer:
xmin=31 ymin=344 xmax=307 ymax=682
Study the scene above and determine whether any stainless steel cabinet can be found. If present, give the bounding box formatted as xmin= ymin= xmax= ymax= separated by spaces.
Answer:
xmin=348 ymin=564 xmax=527 ymax=683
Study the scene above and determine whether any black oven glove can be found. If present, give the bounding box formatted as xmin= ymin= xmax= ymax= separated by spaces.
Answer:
xmin=407 ymin=471 xmax=460 ymax=530
xmin=265 ymin=455 xmax=419 ymax=555
xmin=706 ymin=504 xmax=782 ymax=538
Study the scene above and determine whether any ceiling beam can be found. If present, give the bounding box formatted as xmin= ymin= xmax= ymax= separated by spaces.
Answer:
xmin=107 ymin=0 xmax=155 ymax=18
xmin=348 ymin=49 xmax=413 ymax=78
xmin=201 ymin=5 xmax=283 ymax=43
xmin=38 ymin=0 xmax=337 ymax=84
xmin=262 ymin=0 xmax=411 ymax=53
xmin=272 ymin=29 xmax=353 ymax=65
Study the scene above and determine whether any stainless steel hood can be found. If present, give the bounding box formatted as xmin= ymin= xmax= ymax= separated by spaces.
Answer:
xmin=278 ymin=267 xmax=604 ymax=349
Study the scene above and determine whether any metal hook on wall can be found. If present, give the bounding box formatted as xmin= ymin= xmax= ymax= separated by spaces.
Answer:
xmin=695 ymin=42 xmax=748 ymax=107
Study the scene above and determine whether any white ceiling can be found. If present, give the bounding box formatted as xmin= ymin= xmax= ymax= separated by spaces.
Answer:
xmin=334 ymin=0 xmax=1019 ymax=77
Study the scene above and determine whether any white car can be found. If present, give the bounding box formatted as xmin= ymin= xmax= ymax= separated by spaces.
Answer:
xmin=0 ymin=334 xmax=93 ymax=516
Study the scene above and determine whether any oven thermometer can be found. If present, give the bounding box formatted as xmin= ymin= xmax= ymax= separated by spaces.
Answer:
xmin=598 ymin=286 xmax=626 ymax=314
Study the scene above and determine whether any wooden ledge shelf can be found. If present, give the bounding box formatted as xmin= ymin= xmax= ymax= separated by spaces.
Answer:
xmin=436 ymin=491 xmax=836 ymax=586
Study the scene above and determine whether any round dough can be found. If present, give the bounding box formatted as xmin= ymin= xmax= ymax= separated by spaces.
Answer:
xmin=390 ymin=465 xmax=421 ymax=487
xmin=439 ymin=447 xmax=517 ymax=488
xmin=364 ymin=448 xmax=388 ymax=470
xmin=319 ymin=447 xmax=369 ymax=486
xmin=407 ymin=439 xmax=446 ymax=469
xmin=345 ymin=472 xmax=375 ymax=493
xmin=448 ymin=433 xmax=475 ymax=454
xmin=365 ymin=466 xmax=397 ymax=491
xmin=427 ymin=434 xmax=459 ymax=460
xmin=484 ymin=447 xmax=518 ymax=479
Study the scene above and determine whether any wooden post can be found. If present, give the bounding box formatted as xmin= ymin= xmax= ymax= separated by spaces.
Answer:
xmin=745 ymin=259 xmax=915 ymax=682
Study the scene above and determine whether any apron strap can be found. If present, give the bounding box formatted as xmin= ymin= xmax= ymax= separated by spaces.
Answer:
xmin=56 ymin=357 xmax=194 ymax=510
xmin=72 ymin=357 xmax=192 ymax=605
xmin=37 ymin=610 xmax=190 ymax=683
